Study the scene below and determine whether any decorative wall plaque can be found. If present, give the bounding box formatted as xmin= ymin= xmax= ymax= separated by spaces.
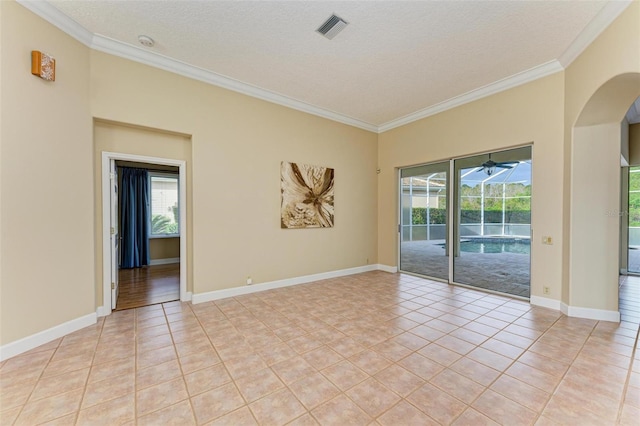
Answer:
xmin=31 ymin=50 xmax=55 ymax=81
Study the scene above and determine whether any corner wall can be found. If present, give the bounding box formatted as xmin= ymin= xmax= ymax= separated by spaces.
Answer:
xmin=0 ymin=1 xmax=93 ymax=346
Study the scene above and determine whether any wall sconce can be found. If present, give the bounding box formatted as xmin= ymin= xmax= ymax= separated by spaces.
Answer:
xmin=31 ymin=51 xmax=55 ymax=81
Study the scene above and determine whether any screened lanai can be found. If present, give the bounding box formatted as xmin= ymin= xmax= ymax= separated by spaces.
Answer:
xmin=400 ymin=147 xmax=532 ymax=297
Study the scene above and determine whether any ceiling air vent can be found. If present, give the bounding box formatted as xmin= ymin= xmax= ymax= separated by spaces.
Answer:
xmin=316 ymin=14 xmax=348 ymax=40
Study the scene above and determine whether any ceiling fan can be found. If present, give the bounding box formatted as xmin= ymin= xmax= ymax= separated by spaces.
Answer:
xmin=478 ymin=154 xmax=519 ymax=176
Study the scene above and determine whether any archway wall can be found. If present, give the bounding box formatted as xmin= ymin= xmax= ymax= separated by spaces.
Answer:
xmin=563 ymin=1 xmax=640 ymax=317
xmin=570 ymin=123 xmax=624 ymax=314
xmin=564 ymin=1 xmax=640 ymax=129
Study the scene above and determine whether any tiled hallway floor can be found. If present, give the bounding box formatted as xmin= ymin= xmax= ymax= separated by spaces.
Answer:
xmin=1 ymin=272 xmax=639 ymax=425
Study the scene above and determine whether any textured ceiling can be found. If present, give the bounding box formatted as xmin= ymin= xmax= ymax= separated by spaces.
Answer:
xmin=41 ymin=0 xmax=621 ymax=130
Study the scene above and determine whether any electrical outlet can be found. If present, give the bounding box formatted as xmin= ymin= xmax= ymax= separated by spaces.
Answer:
xmin=246 ymin=276 xmax=252 ymax=285
xmin=543 ymin=286 xmax=550 ymax=295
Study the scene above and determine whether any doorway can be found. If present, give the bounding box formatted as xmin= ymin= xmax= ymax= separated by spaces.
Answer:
xmin=114 ymin=161 xmax=181 ymax=310
xmin=101 ymin=152 xmax=187 ymax=315
xmin=399 ymin=146 xmax=532 ymax=298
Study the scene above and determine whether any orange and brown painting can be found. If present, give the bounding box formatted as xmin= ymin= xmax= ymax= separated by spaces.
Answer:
xmin=281 ymin=161 xmax=334 ymax=229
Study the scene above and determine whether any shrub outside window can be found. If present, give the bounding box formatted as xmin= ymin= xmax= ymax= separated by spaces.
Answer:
xmin=149 ymin=173 xmax=179 ymax=237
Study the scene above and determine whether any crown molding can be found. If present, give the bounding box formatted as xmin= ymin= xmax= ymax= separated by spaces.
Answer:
xmin=16 ymin=0 xmax=378 ymax=133
xmin=379 ymin=0 xmax=632 ymax=132
xmin=378 ymin=60 xmax=564 ymax=133
xmin=90 ymin=35 xmax=378 ymax=132
xmin=17 ymin=0 xmax=93 ymax=46
xmin=558 ymin=0 xmax=633 ymax=68
xmin=17 ymin=0 xmax=630 ymax=135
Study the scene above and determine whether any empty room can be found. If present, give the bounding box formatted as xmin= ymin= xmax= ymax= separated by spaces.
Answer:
xmin=1 ymin=0 xmax=639 ymax=425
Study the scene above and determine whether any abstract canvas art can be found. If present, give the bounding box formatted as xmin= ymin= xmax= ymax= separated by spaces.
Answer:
xmin=281 ymin=161 xmax=334 ymax=229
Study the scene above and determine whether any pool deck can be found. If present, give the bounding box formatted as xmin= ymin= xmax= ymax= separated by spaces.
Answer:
xmin=400 ymin=239 xmax=531 ymax=297
xmin=628 ymin=246 xmax=640 ymax=273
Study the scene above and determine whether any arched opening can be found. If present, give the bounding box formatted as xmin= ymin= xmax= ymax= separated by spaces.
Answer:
xmin=620 ymin=97 xmax=640 ymax=324
xmin=569 ymin=73 xmax=640 ymax=321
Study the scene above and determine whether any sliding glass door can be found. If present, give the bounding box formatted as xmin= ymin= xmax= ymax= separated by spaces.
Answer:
xmin=399 ymin=162 xmax=448 ymax=280
xmin=399 ymin=146 xmax=532 ymax=298
xmin=628 ymin=166 xmax=640 ymax=274
xmin=453 ymin=146 xmax=532 ymax=297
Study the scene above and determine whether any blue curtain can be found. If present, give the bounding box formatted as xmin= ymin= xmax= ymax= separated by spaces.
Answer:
xmin=120 ymin=167 xmax=150 ymax=269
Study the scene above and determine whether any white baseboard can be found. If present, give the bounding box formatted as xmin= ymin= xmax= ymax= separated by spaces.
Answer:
xmin=192 ymin=264 xmax=382 ymax=304
xmin=3 ymin=265 xmax=375 ymax=360
xmin=561 ymin=303 xmax=620 ymax=323
xmin=520 ymin=296 xmax=621 ymax=322
xmin=0 ymin=313 xmax=97 ymax=361
xmin=377 ymin=264 xmax=398 ymax=273
xmin=150 ymin=257 xmax=180 ymax=266
xmin=530 ymin=295 xmax=563 ymax=311
xmin=96 ymin=305 xmax=110 ymax=317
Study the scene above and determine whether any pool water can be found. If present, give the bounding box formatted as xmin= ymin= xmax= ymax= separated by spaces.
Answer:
xmin=438 ymin=238 xmax=531 ymax=255
xmin=459 ymin=239 xmax=530 ymax=255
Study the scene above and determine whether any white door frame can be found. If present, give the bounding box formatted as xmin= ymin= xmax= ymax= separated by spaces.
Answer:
xmin=110 ymin=159 xmax=119 ymax=309
xmin=101 ymin=151 xmax=188 ymax=316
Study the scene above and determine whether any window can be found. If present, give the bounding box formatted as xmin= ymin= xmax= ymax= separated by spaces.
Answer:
xmin=149 ymin=173 xmax=179 ymax=237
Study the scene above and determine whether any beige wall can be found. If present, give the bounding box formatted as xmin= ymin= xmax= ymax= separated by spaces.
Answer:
xmin=150 ymin=238 xmax=180 ymax=261
xmin=564 ymin=1 xmax=640 ymax=311
xmin=93 ymin=121 xmax=192 ymax=307
xmin=570 ymin=124 xmax=622 ymax=310
xmin=378 ymin=73 xmax=565 ymax=301
xmin=564 ymin=2 xmax=640 ymax=130
xmin=90 ymin=52 xmax=379 ymax=296
xmin=1 ymin=1 xmax=93 ymax=345
xmin=0 ymin=1 xmax=4 ymax=336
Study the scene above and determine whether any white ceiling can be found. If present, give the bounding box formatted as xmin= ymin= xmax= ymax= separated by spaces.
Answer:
xmin=21 ymin=1 xmax=632 ymax=132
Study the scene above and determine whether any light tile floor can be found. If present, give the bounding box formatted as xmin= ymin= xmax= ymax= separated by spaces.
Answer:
xmin=1 ymin=271 xmax=639 ymax=425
